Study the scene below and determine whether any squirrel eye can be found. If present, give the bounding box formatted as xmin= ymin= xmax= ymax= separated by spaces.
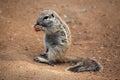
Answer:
xmin=43 ymin=16 xmax=49 ymax=19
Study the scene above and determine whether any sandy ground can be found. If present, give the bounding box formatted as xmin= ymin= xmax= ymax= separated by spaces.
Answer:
xmin=0 ymin=0 xmax=120 ymax=80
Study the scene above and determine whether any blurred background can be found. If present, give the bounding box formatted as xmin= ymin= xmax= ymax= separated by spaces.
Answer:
xmin=0 ymin=0 xmax=120 ymax=80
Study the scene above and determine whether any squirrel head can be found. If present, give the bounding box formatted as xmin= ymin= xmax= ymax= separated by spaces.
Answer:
xmin=34 ymin=10 xmax=59 ymax=33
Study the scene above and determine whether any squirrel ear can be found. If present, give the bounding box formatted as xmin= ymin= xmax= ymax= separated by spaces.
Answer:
xmin=51 ymin=14 xmax=54 ymax=17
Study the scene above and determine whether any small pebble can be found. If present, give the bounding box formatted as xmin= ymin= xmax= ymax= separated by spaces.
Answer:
xmin=64 ymin=14 xmax=71 ymax=24
xmin=79 ymin=8 xmax=87 ymax=13
xmin=100 ymin=46 xmax=104 ymax=49
xmin=91 ymin=6 xmax=96 ymax=9
xmin=24 ymin=47 xmax=28 ymax=51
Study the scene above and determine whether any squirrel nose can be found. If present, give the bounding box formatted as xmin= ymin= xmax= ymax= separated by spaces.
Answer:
xmin=34 ymin=22 xmax=43 ymax=27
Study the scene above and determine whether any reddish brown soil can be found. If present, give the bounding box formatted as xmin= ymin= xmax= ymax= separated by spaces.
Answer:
xmin=0 ymin=0 xmax=120 ymax=80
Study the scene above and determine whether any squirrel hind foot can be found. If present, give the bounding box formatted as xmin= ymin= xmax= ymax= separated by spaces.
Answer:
xmin=34 ymin=56 xmax=55 ymax=66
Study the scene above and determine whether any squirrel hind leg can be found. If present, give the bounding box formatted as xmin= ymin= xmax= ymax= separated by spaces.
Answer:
xmin=40 ymin=52 xmax=48 ymax=59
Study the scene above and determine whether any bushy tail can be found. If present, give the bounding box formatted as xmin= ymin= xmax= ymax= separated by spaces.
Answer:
xmin=64 ymin=57 xmax=101 ymax=72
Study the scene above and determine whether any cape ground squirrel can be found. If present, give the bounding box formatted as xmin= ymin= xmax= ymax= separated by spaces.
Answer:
xmin=33 ymin=10 xmax=101 ymax=72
